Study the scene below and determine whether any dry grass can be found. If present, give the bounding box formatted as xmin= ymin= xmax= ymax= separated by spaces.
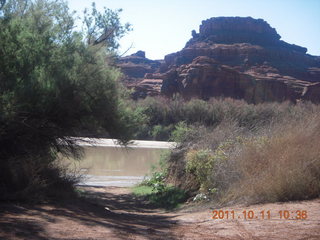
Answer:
xmin=136 ymin=97 xmax=320 ymax=204
xmin=132 ymin=96 xmax=320 ymax=140
xmin=166 ymin=106 xmax=320 ymax=205
xmin=223 ymin=114 xmax=320 ymax=204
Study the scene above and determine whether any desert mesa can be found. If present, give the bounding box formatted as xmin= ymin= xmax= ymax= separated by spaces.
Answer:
xmin=119 ymin=17 xmax=320 ymax=103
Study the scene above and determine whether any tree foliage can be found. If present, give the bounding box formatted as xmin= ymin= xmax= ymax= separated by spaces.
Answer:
xmin=0 ymin=0 xmax=5 ymax=10
xmin=83 ymin=2 xmax=131 ymax=51
xmin=0 ymin=0 xmax=134 ymax=199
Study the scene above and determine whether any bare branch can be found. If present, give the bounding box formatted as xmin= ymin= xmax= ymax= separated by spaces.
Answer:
xmin=119 ymin=42 xmax=134 ymax=57
xmin=93 ymin=27 xmax=116 ymax=45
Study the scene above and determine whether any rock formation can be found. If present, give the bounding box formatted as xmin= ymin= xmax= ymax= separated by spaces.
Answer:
xmin=118 ymin=17 xmax=320 ymax=103
xmin=117 ymin=51 xmax=163 ymax=98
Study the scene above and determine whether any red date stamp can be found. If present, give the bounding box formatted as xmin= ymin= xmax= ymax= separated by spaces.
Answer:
xmin=212 ymin=210 xmax=308 ymax=220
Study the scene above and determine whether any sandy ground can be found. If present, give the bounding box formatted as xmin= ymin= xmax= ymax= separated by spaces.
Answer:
xmin=0 ymin=187 xmax=319 ymax=240
xmin=73 ymin=138 xmax=176 ymax=149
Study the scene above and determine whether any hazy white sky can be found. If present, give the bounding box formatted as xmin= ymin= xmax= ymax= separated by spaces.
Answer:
xmin=68 ymin=0 xmax=320 ymax=60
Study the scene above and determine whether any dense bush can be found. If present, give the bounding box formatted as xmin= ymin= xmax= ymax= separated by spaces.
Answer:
xmin=165 ymin=109 xmax=320 ymax=205
xmin=0 ymin=0 xmax=133 ymax=201
xmin=226 ymin=116 xmax=320 ymax=203
xmin=129 ymin=96 xmax=320 ymax=205
xmin=130 ymin=96 xmax=318 ymax=140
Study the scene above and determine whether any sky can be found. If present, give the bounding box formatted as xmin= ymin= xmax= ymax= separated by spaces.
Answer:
xmin=68 ymin=0 xmax=320 ymax=60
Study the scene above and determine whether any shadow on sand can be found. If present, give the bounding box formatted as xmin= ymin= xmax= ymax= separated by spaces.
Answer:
xmin=0 ymin=186 xmax=179 ymax=240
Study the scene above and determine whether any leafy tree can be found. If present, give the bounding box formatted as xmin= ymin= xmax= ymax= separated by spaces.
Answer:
xmin=0 ymin=0 xmax=5 ymax=10
xmin=0 ymin=0 xmax=134 ymax=199
xmin=83 ymin=2 xmax=131 ymax=52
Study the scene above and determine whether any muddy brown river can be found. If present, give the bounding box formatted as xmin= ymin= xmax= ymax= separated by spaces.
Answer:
xmin=66 ymin=139 xmax=175 ymax=187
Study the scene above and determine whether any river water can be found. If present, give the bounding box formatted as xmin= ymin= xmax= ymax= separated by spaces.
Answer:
xmin=67 ymin=139 xmax=175 ymax=187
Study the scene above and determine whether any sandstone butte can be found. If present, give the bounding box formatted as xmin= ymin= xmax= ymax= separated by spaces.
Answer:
xmin=117 ymin=17 xmax=320 ymax=103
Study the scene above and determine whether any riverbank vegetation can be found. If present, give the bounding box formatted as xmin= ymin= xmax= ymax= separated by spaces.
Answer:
xmin=132 ymin=151 xmax=187 ymax=209
xmin=1 ymin=0 xmax=319 ymax=208
xmin=129 ymin=96 xmax=319 ymax=141
xmin=132 ymin=97 xmax=320 ymax=206
xmin=0 ymin=0 xmax=134 ymax=201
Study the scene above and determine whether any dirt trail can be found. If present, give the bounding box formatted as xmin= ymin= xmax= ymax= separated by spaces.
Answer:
xmin=0 ymin=187 xmax=319 ymax=240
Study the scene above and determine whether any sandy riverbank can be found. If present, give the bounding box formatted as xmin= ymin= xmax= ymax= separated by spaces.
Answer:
xmin=72 ymin=137 xmax=176 ymax=149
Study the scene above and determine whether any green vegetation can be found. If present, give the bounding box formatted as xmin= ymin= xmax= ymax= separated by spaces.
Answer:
xmin=132 ymin=152 xmax=187 ymax=209
xmin=130 ymin=97 xmax=320 ymax=207
xmin=160 ymin=100 xmax=320 ymax=205
xmin=129 ymin=96 xmax=319 ymax=141
xmin=186 ymin=149 xmax=219 ymax=192
xmin=0 ymin=0 xmax=133 ymax=201
xmin=1 ymin=0 xmax=319 ymax=209
xmin=132 ymin=185 xmax=153 ymax=196
xmin=132 ymin=180 xmax=187 ymax=210
xmin=170 ymin=121 xmax=191 ymax=142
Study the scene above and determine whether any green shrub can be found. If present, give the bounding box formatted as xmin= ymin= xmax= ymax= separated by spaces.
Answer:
xmin=132 ymin=185 xmax=153 ymax=196
xmin=134 ymin=172 xmax=187 ymax=209
xmin=170 ymin=121 xmax=192 ymax=142
xmin=186 ymin=149 xmax=215 ymax=192
xmin=151 ymin=125 xmax=172 ymax=141
xmin=0 ymin=0 xmax=132 ymax=201
xmin=185 ymin=140 xmax=235 ymax=193
xmin=166 ymin=111 xmax=320 ymax=206
xmin=134 ymin=150 xmax=187 ymax=209
xmin=130 ymin=96 xmax=320 ymax=141
xmin=148 ymin=185 xmax=187 ymax=209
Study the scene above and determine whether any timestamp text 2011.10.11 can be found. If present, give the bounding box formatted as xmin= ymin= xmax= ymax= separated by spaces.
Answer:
xmin=212 ymin=210 xmax=308 ymax=220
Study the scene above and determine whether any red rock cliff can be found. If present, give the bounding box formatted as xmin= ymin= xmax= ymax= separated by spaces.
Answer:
xmin=119 ymin=17 xmax=320 ymax=103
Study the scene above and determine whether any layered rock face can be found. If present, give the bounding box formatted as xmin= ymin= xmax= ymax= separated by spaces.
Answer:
xmin=193 ymin=17 xmax=307 ymax=53
xmin=119 ymin=17 xmax=320 ymax=103
xmin=117 ymin=51 xmax=163 ymax=98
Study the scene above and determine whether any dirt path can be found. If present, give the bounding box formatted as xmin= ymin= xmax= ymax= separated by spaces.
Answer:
xmin=0 ymin=187 xmax=319 ymax=240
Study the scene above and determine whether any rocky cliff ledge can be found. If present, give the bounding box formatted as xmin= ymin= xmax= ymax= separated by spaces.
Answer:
xmin=117 ymin=51 xmax=163 ymax=98
xmin=118 ymin=17 xmax=320 ymax=103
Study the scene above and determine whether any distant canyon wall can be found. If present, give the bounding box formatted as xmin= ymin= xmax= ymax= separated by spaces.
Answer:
xmin=118 ymin=17 xmax=320 ymax=103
